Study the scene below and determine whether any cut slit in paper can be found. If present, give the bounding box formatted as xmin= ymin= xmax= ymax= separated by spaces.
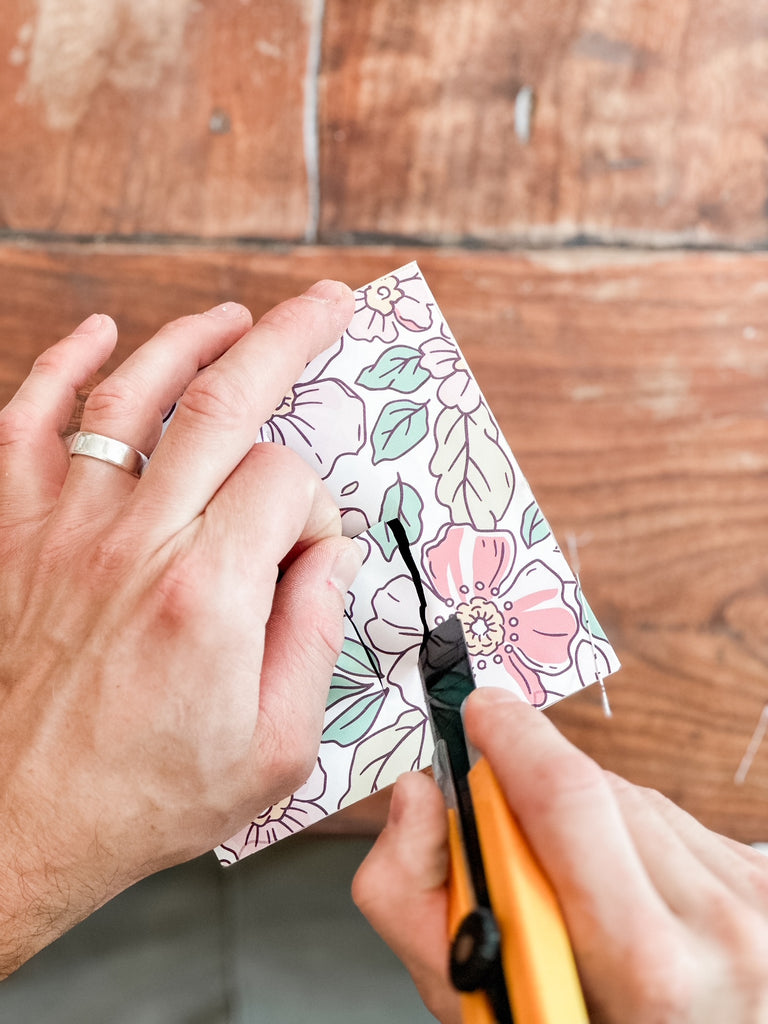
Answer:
xmin=216 ymin=263 xmax=620 ymax=864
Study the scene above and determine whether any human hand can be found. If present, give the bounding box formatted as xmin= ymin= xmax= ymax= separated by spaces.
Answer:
xmin=0 ymin=281 xmax=361 ymax=977
xmin=354 ymin=688 xmax=768 ymax=1023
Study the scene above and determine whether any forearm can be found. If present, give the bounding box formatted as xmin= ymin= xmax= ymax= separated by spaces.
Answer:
xmin=0 ymin=757 xmax=127 ymax=980
xmin=0 ymin=828 xmax=106 ymax=979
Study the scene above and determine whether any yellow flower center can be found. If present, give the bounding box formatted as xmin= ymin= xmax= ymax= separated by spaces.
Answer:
xmin=254 ymin=796 xmax=292 ymax=825
xmin=274 ymin=389 xmax=295 ymax=416
xmin=456 ymin=597 xmax=505 ymax=657
xmin=366 ymin=276 xmax=403 ymax=315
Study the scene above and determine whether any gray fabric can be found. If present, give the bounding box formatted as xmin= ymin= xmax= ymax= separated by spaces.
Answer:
xmin=0 ymin=837 xmax=434 ymax=1024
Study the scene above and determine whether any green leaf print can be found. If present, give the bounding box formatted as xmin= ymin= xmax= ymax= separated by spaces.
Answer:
xmin=356 ymin=346 xmax=430 ymax=393
xmin=430 ymin=405 xmax=514 ymax=528
xmin=322 ymin=690 xmax=387 ymax=746
xmin=521 ymin=500 xmax=551 ymax=548
xmin=371 ymin=400 xmax=429 ymax=464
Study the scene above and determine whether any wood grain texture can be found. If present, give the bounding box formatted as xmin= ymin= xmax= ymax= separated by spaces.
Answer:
xmin=0 ymin=0 xmax=314 ymax=238
xmin=320 ymin=0 xmax=768 ymax=246
xmin=1 ymin=242 xmax=767 ymax=841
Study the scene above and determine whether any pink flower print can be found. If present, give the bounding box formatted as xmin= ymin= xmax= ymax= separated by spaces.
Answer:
xmin=347 ymin=272 xmax=434 ymax=345
xmin=218 ymin=760 xmax=328 ymax=861
xmin=423 ymin=525 xmax=578 ymax=707
xmin=260 ymin=373 xmax=365 ymax=480
xmin=419 ymin=334 xmax=481 ymax=413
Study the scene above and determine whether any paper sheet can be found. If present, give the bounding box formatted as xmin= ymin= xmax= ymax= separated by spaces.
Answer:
xmin=217 ymin=263 xmax=620 ymax=863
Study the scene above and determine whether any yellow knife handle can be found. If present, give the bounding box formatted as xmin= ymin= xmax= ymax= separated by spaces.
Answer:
xmin=446 ymin=808 xmax=498 ymax=1024
xmin=467 ymin=757 xmax=589 ymax=1024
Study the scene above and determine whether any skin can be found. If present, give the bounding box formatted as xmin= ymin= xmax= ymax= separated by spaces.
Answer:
xmin=354 ymin=688 xmax=768 ymax=1024
xmin=5 ymin=288 xmax=768 ymax=1018
xmin=0 ymin=280 xmax=361 ymax=979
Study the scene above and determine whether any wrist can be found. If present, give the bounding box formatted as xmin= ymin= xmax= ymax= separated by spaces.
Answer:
xmin=0 ymin=763 xmax=124 ymax=980
xmin=0 ymin=811 xmax=100 ymax=978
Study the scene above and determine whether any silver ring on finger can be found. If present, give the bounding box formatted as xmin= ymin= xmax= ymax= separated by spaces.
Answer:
xmin=67 ymin=431 xmax=149 ymax=478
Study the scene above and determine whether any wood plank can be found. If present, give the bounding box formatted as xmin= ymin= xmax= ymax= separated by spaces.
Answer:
xmin=0 ymin=0 xmax=313 ymax=238
xmin=2 ymin=242 xmax=767 ymax=842
xmin=320 ymin=0 xmax=768 ymax=246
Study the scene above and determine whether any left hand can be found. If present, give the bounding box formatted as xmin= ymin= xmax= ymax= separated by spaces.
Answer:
xmin=0 ymin=281 xmax=360 ymax=977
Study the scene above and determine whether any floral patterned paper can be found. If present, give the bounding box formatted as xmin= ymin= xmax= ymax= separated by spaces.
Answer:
xmin=216 ymin=263 xmax=619 ymax=864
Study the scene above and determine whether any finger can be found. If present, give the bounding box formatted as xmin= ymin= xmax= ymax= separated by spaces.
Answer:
xmin=203 ymin=442 xmax=344 ymax=597
xmin=353 ymin=773 xmax=461 ymax=1024
xmin=610 ymin=772 xmax=768 ymax=870
xmin=59 ymin=303 xmax=253 ymax=516
xmin=0 ymin=315 xmax=117 ymax=515
xmin=463 ymin=689 xmax=674 ymax=980
xmin=249 ymin=534 xmax=363 ymax=803
xmin=133 ymin=280 xmax=354 ymax=541
xmin=608 ymin=773 xmax=768 ymax=916
xmin=188 ymin=441 xmax=360 ymax=804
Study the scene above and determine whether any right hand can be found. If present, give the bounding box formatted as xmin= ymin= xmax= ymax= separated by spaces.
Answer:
xmin=354 ymin=688 xmax=768 ymax=1023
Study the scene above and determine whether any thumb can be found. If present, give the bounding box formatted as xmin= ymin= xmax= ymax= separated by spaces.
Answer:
xmin=249 ymin=536 xmax=363 ymax=800
xmin=353 ymin=772 xmax=461 ymax=1024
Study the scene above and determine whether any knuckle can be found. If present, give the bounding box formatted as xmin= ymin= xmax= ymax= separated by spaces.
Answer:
xmin=0 ymin=403 xmax=36 ymax=448
xmin=535 ymin=750 xmax=608 ymax=809
xmin=150 ymin=313 xmax=207 ymax=349
xmin=265 ymin=756 xmax=313 ymax=804
xmin=314 ymin=612 xmax=346 ymax=671
xmin=177 ymin=367 xmax=246 ymax=427
xmin=258 ymin=444 xmax=340 ymax=533
xmin=31 ymin=343 xmax=74 ymax=379
xmin=257 ymin=297 xmax=308 ymax=338
xmin=351 ymin=854 xmax=380 ymax=913
xmin=259 ymin=710 xmax=318 ymax=797
xmin=738 ymin=925 xmax=768 ymax=1007
xmin=746 ymin=862 xmax=768 ymax=912
xmin=152 ymin=552 xmax=207 ymax=630
xmin=89 ymin=531 xmax=134 ymax=579
xmin=153 ymin=312 xmax=201 ymax=339
xmin=246 ymin=440 xmax=299 ymax=472
xmin=714 ymin=899 xmax=768 ymax=973
xmin=285 ymin=750 xmax=317 ymax=795
xmin=284 ymin=605 xmax=345 ymax=696
xmin=616 ymin=925 xmax=696 ymax=1021
xmin=256 ymin=443 xmax=325 ymax=497
xmin=154 ymin=305 xmax=249 ymax=340
xmin=312 ymin=489 xmax=344 ymax=539
xmin=85 ymin=374 xmax=145 ymax=423
xmin=276 ymin=733 xmax=318 ymax=793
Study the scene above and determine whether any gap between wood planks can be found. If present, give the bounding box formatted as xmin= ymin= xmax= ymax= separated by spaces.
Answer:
xmin=303 ymin=0 xmax=326 ymax=244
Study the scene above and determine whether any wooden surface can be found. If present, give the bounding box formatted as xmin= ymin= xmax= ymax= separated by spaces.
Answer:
xmin=321 ymin=0 xmax=768 ymax=245
xmin=2 ymin=241 xmax=767 ymax=843
xmin=2 ymin=0 xmax=767 ymax=245
xmin=0 ymin=0 xmax=313 ymax=237
xmin=2 ymin=0 xmax=767 ymax=847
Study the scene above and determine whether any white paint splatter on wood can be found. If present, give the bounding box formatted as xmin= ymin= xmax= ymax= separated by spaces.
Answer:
xmin=514 ymin=84 xmax=534 ymax=144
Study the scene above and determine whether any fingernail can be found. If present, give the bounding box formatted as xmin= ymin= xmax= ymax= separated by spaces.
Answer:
xmin=205 ymin=301 xmax=248 ymax=319
xmin=328 ymin=541 xmax=364 ymax=596
xmin=303 ymin=279 xmax=350 ymax=304
xmin=72 ymin=313 xmax=106 ymax=335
